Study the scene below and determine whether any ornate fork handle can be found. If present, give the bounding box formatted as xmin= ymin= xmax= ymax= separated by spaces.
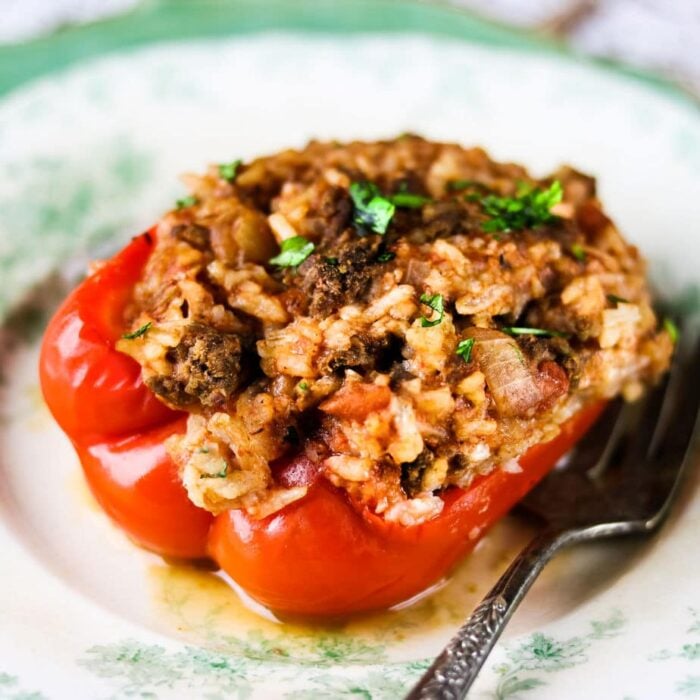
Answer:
xmin=406 ymin=529 xmax=572 ymax=700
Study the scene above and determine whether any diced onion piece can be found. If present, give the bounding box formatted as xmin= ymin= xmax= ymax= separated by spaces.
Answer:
xmin=466 ymin=328 xmax=541 ymax=417
xmin=267 ymin=213 xmax=299 ymax=243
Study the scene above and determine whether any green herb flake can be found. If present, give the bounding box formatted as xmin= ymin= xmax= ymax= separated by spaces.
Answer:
xmin=480 ymin=180 xmax=563 ymax=234
xmin=419 ymin=293 xmax=445 ymax=328
xmin=447 ymin=179 xmax=477 ymax=192
xmin=269 ymin=235 xmax=315 ymax=267
xmin=607 ymin=294 xmax=630 ymax=305
xmin=502 ymin=326 xmax=569 ymax=338
xmin=571 ymin=243 xmax=587 ymax=262
xmin=376 ymin=251 xmax=396 ymax=263
xmin=324 ymin=257 xmax=339 ymax=266
xmin=391 ymin=192 xmax=432 ymax=208
xmin=121 ymin=322 xmax=152 ymax=340
xmin=218 ymin=159 xmax=243 ymax=183
xmin=664 ymin=317 xmax=679 ymax=344
xmin=349 ymin=181 xmax=396 ymax=235
xmin=175 ymin=195 xmax=198 ymax=210
xmin=456 ymin=337 xmax=475 ymax=363
xmin=298 ymin=381 xmax=310 ymax=392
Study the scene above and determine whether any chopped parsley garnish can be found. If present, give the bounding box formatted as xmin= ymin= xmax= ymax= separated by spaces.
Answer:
xmin=298 ymin=381 xmax=310 ymax=392
xmin=456 ymin=338 xmax=475 ymax=363
xmin=269 ymin=236 xmax=315 ymax=267
xmin=502 ymin=326 xmax=569 ymax=338
xmin=571 ymin=243 xmax=587 ymax=262
xmin=607 ymin=294 xmax=630 ymax=305
xmin=218 ymin=159 xmax=242 ymax=182
xmin=175 ymin=195 xmax=198 ymax=209
xmin=664 ymin=317 xmax=679 ymax=344
xmin=447 ymin=179 xmax=478 ymax=192
xmin=419 ymin=293 xmax=445 ymax=327
xmin=324 ymin=256 xmax=339 ymax=266
xmin=121 ymin=322 xmax=152 ymax=340
xmin=376 ymin=251 xmax=396 ymax=263
xmin=349 ymin=181 xmax=395 ymax=235
xmin=391 ymin=192 xmax=431 ymax=208
xmin=480 ymin=180 xmax=563 ymax=234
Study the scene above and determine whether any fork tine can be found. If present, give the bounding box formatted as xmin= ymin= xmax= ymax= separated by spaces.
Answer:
xmin=591 ymin=323 xmax=699 ymax=476
xmin=584 ymin=399 xmax=638 ymax=480
xmin=637 ymin=330 xmax=700 ymax=528
xmin=518 ymin=401 xmax=626 ymax=519
xmin=647 ymin=329 xmax=700 ymax=460
xmin=607 ymin=375 xmax=670 ymax=471
xmin=568 ymin=401 xmax=623 ymax=469
xmin=519 ymin=322 xmax=699 ymax=525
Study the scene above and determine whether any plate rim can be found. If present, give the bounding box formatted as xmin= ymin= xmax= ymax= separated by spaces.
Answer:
xmin=0 ymin=0 xmax=697 ymax=116
xmin=1 ymin=5 xmax=699 ymax=697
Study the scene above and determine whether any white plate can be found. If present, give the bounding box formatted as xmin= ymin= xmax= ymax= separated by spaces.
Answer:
xmin=1 ymin=2 xmax=699 ymax=698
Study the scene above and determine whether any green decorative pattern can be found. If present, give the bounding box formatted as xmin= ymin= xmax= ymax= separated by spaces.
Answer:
xmin=74 ymin=611 xmax=630 ymax=698
xmin=0 ymin=673 xmax=47 ymax=700
xmin=493 ymin=610 xmax=626 ymax=699
xmin=651 ymin=609 xmax=700 ymax=696
xmin=0 ymin=136 xmax=153 ymax=318
xmin=677 ymin=677 xmax=700 ymax=697
xmin=78 ymin=642 xmax=253 ymax=699
xmin=282 ymin=664 xmax=430 ymax=699
xmin=77 ymin=639 xmax=427 ymax=699
xmin=196 ymin=629 xmax=389 ymax=667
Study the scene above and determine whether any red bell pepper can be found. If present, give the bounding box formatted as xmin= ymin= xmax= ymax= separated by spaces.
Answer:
xmin=40 ymin=233 xmax=604 ymax=616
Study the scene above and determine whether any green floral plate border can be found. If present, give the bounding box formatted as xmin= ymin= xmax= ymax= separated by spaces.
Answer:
xmin=0 ymin=0 xmax=697 ymax=109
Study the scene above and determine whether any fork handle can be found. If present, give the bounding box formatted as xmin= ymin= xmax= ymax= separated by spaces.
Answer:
xmin=405 ymin=528 xmax=570 ymax=700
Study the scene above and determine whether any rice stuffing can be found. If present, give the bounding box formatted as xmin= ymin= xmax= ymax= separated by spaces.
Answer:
xmin=117 ymin=136 xmax=673 ymax=525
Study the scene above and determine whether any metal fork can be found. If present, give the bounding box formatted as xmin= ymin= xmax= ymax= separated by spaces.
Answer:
xmin=406 ymin=324 xmax=700 ymax=700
